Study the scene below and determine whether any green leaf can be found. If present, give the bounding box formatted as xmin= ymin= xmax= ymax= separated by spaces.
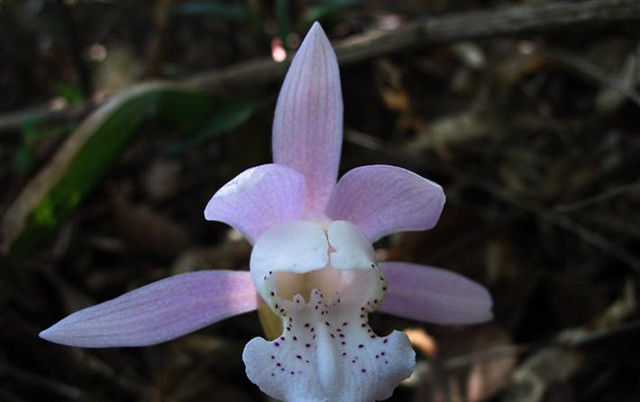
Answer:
xmin=14 ymin=148 xmax=33 ymax=174
xmin=16 ymin=117 xmax=70 ymax=174
xmin=303 ymin=0 xmax=361 ymax=22
xmin=173 ymin=1 xmax=252 ymax=21
xmin=276 ymin=0 xmax=291 ymax=41
xmin=56 ymin=82 xmax=85 ymax=104
xmin=7 ymin=84 xmax=216 ymax=253
xmin=167 ymin=100 xmax=256 ymax=153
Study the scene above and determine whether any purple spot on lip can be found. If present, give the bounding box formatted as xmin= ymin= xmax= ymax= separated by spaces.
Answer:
xmin=358 ymin=344 xmax=364 ymax=348
xmin=274 ymin=342 xmax=280 ymax=347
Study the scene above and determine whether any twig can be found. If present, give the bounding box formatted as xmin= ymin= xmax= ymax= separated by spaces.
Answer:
xmin=1 ymin=0 xmax=639 ymax=132
xmin=546 ymin=48 xmax=640 ymax=109
xmin=552 ymin=181 xmax=640 ymax=213
xmin=0 ymin=103 xmax=90 ymax=133
xmin=0 ymin=363 xmax=84 ymax=400
xmin=443 ymin=318 xmax=640 ymax=370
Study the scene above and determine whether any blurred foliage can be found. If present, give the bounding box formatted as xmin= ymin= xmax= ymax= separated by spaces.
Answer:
xmin=15 ymin=118 xmax=70 ymax=174
xmin=167 ymin=100 xmax=256 ymax=153
xmin=173 ymin=1 xmax=253 ymax=21
xmin=12 ymin=88 xmax=253 ymax=254
xmin=304 ymin=0 xmax=362 ymax=23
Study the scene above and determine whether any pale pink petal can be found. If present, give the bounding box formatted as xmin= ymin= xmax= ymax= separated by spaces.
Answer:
xmin=204 ymin=163 xmax=305 ymax=244
xmin=39 ymin=271 xmax=258 ymax=347
xmin=325 ymin=165 xmax=445 ymax=242
xmin=379 ymin=262 xmax=493 ymax=325
xmin=272 ymin=22 xmax=343 ymax=212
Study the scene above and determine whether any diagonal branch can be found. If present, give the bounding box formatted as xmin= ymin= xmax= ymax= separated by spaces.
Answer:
xmin=1 ymin=0 xmax=639 ymax=132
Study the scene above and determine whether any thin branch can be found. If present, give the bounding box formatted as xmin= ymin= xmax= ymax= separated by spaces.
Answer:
xmin=0 ymin=103 xmax=90 ymax=133
xmin=443 ymin=318 xmax=640 ymax=369
xmin=546 ymin=48 xmax=640 ymax=109
xmin=0 ymin=363 xmax=84 ymax=400
xmin=553 ymin=181 xmax=640 ymax=213
xmin=2 ymin=0 xmax=639 ymax=132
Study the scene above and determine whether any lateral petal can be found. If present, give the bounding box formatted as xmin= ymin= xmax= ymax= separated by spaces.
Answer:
xmin=39 ymin=270 xmax=258 ymax=347
xmin=204 ymin=163 xmax=305 ymax=244
xmin=272 ymin=22 xmax=343 ymax=212
xmin=379 ymin=262 xmax=493 ymax=325
xmin=325 ymin=165 xmax=445 ymax=242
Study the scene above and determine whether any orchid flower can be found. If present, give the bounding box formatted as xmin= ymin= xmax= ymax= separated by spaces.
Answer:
xmin=40 ymin=23 xmax=492 ymax=401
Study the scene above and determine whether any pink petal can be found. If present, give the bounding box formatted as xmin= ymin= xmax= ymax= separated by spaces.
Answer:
xmin=39 ymin=271 xmax=258 ymax=347
xmin=325 ymin=165 xmax=445 ymax=242
xmin=379 ymin=262 xmax=493 ymax=325
xmin=204 ymin=163 xmax=305 ymax=244
xmin=272 ymin=22 xmax=343 ymax=212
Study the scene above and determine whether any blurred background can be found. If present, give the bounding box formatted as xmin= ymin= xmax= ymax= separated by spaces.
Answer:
xmin=1 ymin=0 xmax=640 ymax=401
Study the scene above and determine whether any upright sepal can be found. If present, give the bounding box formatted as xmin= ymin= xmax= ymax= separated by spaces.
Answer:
xmin=272 ymin=22 xmax=343 ymax=212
